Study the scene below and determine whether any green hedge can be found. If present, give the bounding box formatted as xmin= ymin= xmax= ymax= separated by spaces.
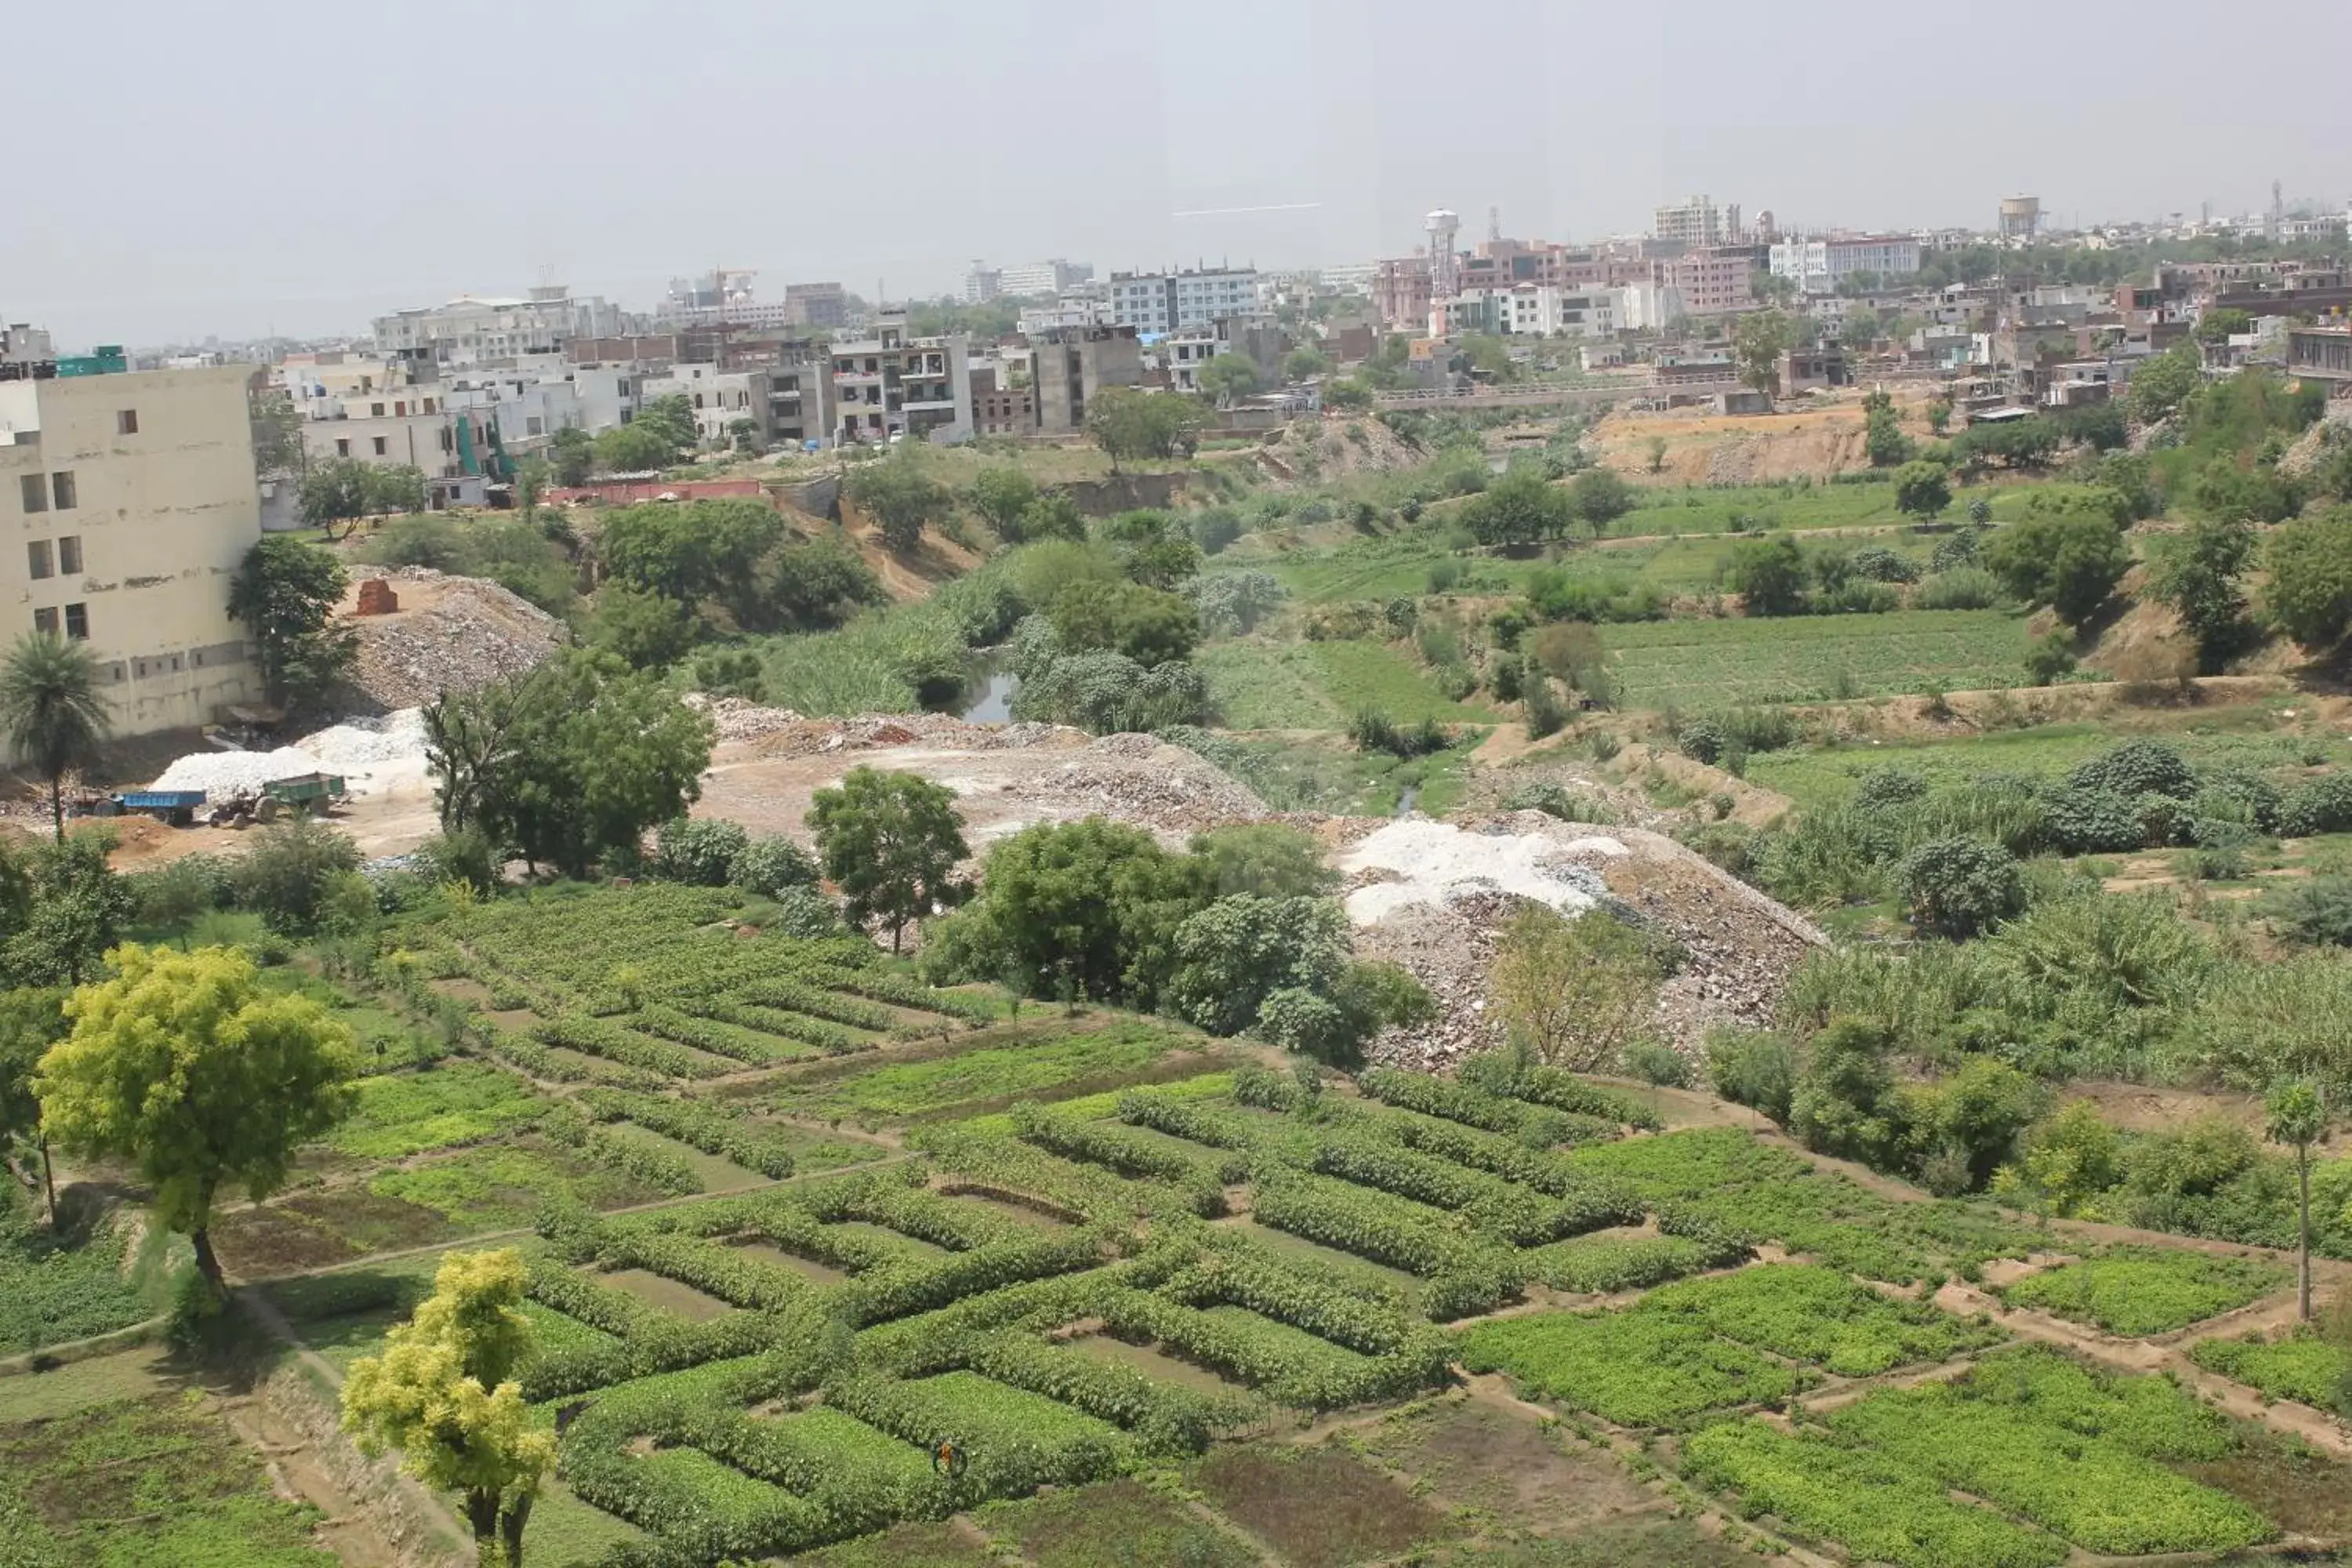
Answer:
xmin=579 ymin=1087 xmax=797 ymax=1178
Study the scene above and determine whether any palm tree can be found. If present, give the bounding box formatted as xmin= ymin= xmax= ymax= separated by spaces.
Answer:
xmin=0 ymin=634 xmax=109 ymax=842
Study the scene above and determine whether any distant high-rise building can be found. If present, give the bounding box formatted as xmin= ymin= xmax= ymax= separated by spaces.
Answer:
xmin=964 ymin=262 xmax=1002 ymax=303
xmin=1653 ymin=195 xmax=1740 ymax=249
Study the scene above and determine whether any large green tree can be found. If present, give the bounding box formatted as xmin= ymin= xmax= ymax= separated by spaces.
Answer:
xmin=807 ymin=768 xmax=969 ymax=953
xmin=597 ymin=499 xmax=785 ymax=605
xmin=1983 ymin=497 xmax=2132 ymax=624
xmin=1729 ymin=535 xmax=1809 ymax=616
xmin=2127 ymin=343 xmax=2201 ymax=423
xmin=38 ymin=942 xmax=360 ymax=1290
xmin=1196 ymin=354 xmax=1261 ymax=405
xmin=546 ymin=427 xmax=594 ymax=487
xmin=1893 ymin=460 xmax=1952 ymax=521
xmin=2151 ymin=515 xmax=2256 ymax=670
xmin=1461 ymin=466 xmax=1573 ymax=546
xmin=424 ymin=649 xmax=715 ymax=877
xmin=343 ymin=1250 xmax=556 ymax=1567
xmin=0 ymin=633 xmax=109 ymax=840
xmin=229 ymin=535 xmax=357 ymax=709
xmin=931 ymin=818 xmax=1203 ymax=1005
xmin=2263 ymin=507 xmax=2352 ymax=648
xmin=1046 ymin=580 xmax=1200 ymax=666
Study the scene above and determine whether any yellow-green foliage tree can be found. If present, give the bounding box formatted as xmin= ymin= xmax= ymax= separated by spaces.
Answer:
xmin=1490 ymin=906 xmax=1664 ymax=1071
xmin=343 ymin=1250 xmax=556 ymax=1568
xmin=35 ymin=942 xmax=359 ymax=1289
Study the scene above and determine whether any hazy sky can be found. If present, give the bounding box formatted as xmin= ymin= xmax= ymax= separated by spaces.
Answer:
xmin=9 ymin=0 xmax=2348 ymax=347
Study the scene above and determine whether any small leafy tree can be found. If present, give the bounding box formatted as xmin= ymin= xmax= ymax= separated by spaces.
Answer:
xmin=1898 ymin=837 xmax=2024 ymax=938
xmin=1892 ymin=460 xmax=1951 ymax=521
xmin=1196 ymin=354 xmax=1261 ymax=405
xmin=0 ymin=987 xmax=67 ymax=1220
xmin=229 ymin=535 xmax=358 ymax=709
xmin=1731 ymin=311 xmax=1792 ymax=397
xmin=1568 ymin=468 xmax=1635 ymax=533
xmin=2266 ymin=1080 xmax=2328 ymax=1322
xmin=38 ymin=942 xmax=360 ymax=1290
xmin=1085 ymin=387 xmax=1207 ymax=471
xmin=845 ymin=460 xmax=952 ymax=554
xmin=808 ymin=768 xmax=969 ymax=953
xmin=970 ymin=468 xmax=1039 ymax=538
xmin=1490 ymin=906 xmax=1662 ymax=1070
xmin=1862 ymin=390 xmax=1913 ymax=468
xmin=1729 ymin=535 xmax=1809 ymax=616
xmin=0 ymin=633 xmax=110 ymax=841
xmin=547 ymin=427 xmax=594 ymax=487
xmin=2151 ymin=515 xmax=2256 ymax=670
xmin=343 ymin=1249 xmax=556 ymax=1567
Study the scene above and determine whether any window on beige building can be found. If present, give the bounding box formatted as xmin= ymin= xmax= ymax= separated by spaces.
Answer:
xmin=116 ymin=409 xmax=138 ymax=435
xmin=57 ymin=536 xmax=82 ymax=575
xmin=19 ymin=474 xmax=46 ymax=514
xmin=64 ymin=604 xmax=88 ymax=641
xmin=49 ymin=473 xmax=74 ymax=510
xmin=26 ymin=541 xmax=50 ymax=579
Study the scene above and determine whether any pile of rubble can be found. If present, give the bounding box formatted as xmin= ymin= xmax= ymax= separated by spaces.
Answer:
xmin=732 ymin=709 xmax=1081 ymax=759
xmin=1028 ymin=735 xmax=1270 ymax=835
xmin=337 ymin=568 xmax=564 ymax=712
xmin=1345 ymin=811 xmax=1827 ymax=1070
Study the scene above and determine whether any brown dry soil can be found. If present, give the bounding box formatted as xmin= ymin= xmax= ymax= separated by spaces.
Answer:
xmin=1191 ymin=1443 xmax=1455 ymax=1568
xmin=1341 ymin=1396 xmax=1666 ymax=1537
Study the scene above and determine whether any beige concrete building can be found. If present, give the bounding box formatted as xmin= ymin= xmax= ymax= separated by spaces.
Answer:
xmin=0 ymin=365 xmax=261 ymax=737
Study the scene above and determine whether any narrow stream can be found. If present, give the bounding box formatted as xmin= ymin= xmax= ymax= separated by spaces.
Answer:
xmin=1394 ymin=783 xmax=1421 ymax=816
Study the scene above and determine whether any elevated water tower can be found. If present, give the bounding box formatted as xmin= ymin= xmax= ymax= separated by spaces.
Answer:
xmin=1426 ymin=209 xmax=1461 ymax=300
xmin=1999 ymin=195 xmax=2042 ymax=245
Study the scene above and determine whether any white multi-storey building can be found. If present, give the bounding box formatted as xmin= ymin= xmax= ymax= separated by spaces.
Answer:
xmin=371 ymin=285 xmax=622 ymax=366
xmin=641 ymin=365 xmax=771 ymax=450
xmin=1106 ymin=268 xmax=1260 ymax=334
xmin=0 ymin=360 xmax=263 ymax=736
xmin=1768 ymin=237 xmax=1923 ymax=295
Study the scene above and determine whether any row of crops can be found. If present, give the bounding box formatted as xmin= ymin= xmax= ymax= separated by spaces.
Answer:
xmin=390 ymin=884 xmax=996 ymax=1084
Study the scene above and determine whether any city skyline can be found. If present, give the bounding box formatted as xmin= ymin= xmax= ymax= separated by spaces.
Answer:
xmin=6 ymin=0 xmax=2347 ymax=347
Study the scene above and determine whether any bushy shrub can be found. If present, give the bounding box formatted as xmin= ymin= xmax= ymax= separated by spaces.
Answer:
xmin=2263 ymin=875 xmax=2352 ymax=946
xmin=648 ymin=816 xmax=748 ymax=886
xmin=128 ymin=854 xmax=234 ymax=927
xmin=764 ymin=885 xmax=844 ymax=938
xmin=2024 ymin=629 xmax=2078 ymax=684
xmin=1788 ymin=1018 xmax=1904 ymax=1168
xmin=2070 ymin=739 xmax=2194 ymax=800
xmin=1852 ymin=768 xmax=1929 ymax=811
xmin=1503 ymin=782 xmax=1613 ymax=824
xmin=1816 ymin=580 xmax=1900 ymax=615
xmin=1677 ymin=719 xmax=1727 ymax=764
xmin=1929 ymin=528 xmax=1984 ymax=572
xmin=1846 ymin=545 xmax=1919 ymax=584
xmin=230 ymin=817 xmax=364 ymax=935
xmin=1899 ymin=837 xmax=2025 ymax=938
xmin=1620 ymin=1038 xmax=1689 ymax=1088
xmin=2192 ymin=768 xmax=2281 ymax=835
xmin=1913 ymin=567 xmax=2001 ymax=611
xmin=731 ymin=835 xmax=818 ymax=898
xmin=1705 ymin=1029 xmax=1795 ymax=1123
xmin=2039 ymin=786 xmax=2145 ymax=854
xmin=2280 ymin=772 xmax=2352 ymax=837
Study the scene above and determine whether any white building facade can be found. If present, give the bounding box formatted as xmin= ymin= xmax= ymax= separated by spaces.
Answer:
xmin=1768 ymin=237 xmax=1924 ymax=295
xmin=1107 ymin=269 xmax=1260 ymax=333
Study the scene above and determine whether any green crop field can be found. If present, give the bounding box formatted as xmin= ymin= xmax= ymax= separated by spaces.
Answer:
xmin=1198 ymin=638 xmax=1497 ymax=729
xmin=1599 ymin=608 xmax=2034 ymax=709
xmin=19 ymin=877 xmax=2333 ymax=1568
xmin=1744 ymin=702 xmax=2341 ymax=810
xmin=1599 ymin=479 xmax=1908 ymax=539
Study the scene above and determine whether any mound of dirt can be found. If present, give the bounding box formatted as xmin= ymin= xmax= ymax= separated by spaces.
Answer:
xmin=1591 ymin=398 xmax=1886 ymax=487
xmin=1255 ymin=416 xmax=1425 ymax=485
xmin=1343 ymin=812 xmax=1827 ymax=1069
xmin=333 ymin=568 xmax=564 ymax=713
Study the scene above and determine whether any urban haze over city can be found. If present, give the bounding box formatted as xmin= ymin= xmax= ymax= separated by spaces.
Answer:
xmin=6 ymin=4 xmax=2352 ymax=1567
